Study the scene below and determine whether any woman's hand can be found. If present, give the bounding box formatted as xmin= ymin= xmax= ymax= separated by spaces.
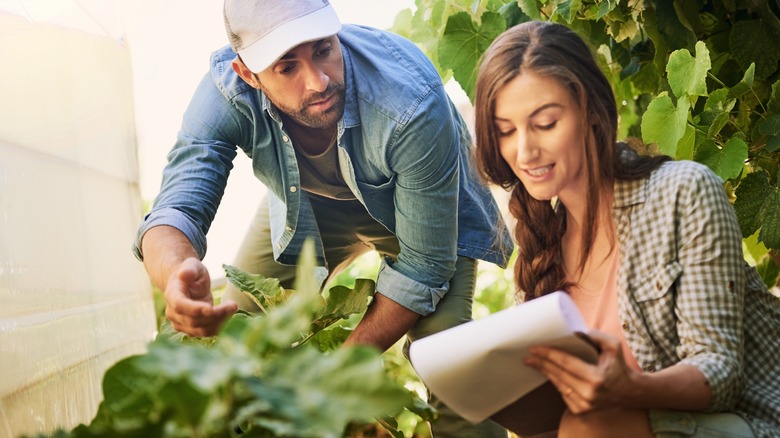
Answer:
xmin=524 ymin=330 xmax=640 ymax=414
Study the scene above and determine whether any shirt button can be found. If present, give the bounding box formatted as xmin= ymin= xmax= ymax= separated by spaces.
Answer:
xmin=621 ymin=322 xmax=630 ymax=331
xmin=276 ymin=243 xmax=281 ymax=249
xmin=285 ymin=226 xmax=293 ymax=232
xmin=289 ymin=186 xmax=297 ymax=193
xmin=282 ymin=135 xmax=289 ymax=142
xmin=656 ymin=281 xmax=662 ymax=290
xmin=646 ymin=365 xmax=655 ymax=372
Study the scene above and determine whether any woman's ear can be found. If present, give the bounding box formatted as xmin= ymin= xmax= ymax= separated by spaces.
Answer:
xmin=231 ymin=57 xmax=261 ymax=89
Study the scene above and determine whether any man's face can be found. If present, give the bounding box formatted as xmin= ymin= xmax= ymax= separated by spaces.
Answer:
xmin=256 ymin=36 xmax=345 ymax=130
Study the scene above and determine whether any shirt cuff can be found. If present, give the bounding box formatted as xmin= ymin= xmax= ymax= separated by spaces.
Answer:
xmin=132 ymin=207 xmax=208 ymax=261
xmin=375 ymin=257 xmax=448 ymax=316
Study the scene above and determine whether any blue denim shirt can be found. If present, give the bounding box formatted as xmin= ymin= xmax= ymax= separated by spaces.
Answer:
xmin=133 ymin=25 xmax=511 ymax=316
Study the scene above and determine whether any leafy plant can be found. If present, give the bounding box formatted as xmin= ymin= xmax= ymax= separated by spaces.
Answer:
xmin=393 ymin=0 xmax=780 ymax=287
xmin=33 ymin=242 xmax=426 ymax=438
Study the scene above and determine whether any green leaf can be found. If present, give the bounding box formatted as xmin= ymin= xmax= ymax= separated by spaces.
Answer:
xmin=643 ymin=9 xmax=670 ymax=74
xmin=743 ymin=230 xmax=769 ymax=266
xmin=254 ymin=346 xmax=413 ymax=436
xmin=756 ymin=254 xmax=780 ymax=290
xmin=641 ymin=92 xmax=690 ymax=156
xmin=759 ymin=189 xmax=780 ymax=249
xmin=100 ymin=356 xmax=157 ymax=418
xmin=606 ymin=18 xmax=638 ymax=43
xmin=734 ymin=172 xmax=772 ymax=238
xmin=769 ymin=80 xmax=780 ymax=113
xmin=729 ymin=20 xmax=780 ymax=80
xmin=312 ymin=278 xmax=375 ymax=332
xmin=556 ymin=0 xmax=582 ymax=23
xmin=584 ymin=0 xmax=618 ymax=21
xmin=759 ymin=114 xmax=780 ymax=152
xmin=654 ymin=0 xmax=696 ymax=50
xmin=516 ymin=0 xmax=541 ymax=20
xmin=438 ymin=11 xmax=506 ymax=100
xmin=631 ymin=62 xmax=660 ymax=94
xmin=700 ymin=88 xmax=736 ymax=138
xmin=666 ymin=41 xmax=711 ymax=99
xmin=694 ymin=137 xmax=747 ymax=181
xmin=308 ymin=326 xmax=354 ymax=351
xmin=676 ymin=124 xmax=696 ymax=160
xmin=223 ymin=264 xmax=292 ymax=312
xmin=294 ymin=238 xmax=321 ymax=296
xmin=728 ymin=63 xmax=755 ymax=98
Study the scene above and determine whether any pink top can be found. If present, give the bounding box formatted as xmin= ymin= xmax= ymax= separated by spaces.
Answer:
xmin=569 ymin=248 xmax=641 ymax=371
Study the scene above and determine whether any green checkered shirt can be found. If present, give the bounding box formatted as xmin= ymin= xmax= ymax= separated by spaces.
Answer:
xmin=613 ymin=160 xmax=780 ymax=437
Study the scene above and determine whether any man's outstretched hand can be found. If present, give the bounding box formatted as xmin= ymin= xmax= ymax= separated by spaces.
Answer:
xmin=164 ymin=257 xmax=237 ymax=337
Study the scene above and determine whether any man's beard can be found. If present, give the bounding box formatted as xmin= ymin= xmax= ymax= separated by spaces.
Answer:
xmin=269 ymin=81 xmax=346 ymax=129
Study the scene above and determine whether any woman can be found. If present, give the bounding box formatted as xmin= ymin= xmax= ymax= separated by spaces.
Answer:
xmin=474 ymin=21 xmax=780 ymax=437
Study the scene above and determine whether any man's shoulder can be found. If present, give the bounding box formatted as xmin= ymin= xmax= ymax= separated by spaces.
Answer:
xmin=207 ymin=45 xmax=255 ymax=101
xmin=339 ymin=25 xmax=445 ymax=111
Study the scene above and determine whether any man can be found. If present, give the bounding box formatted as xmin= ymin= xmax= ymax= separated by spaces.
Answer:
xmin=133 ymin=0 xmax=511 ymax=436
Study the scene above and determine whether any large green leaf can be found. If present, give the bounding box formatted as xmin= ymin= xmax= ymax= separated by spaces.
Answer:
xmin=734 ymin=172 xmax=772 ymax=238
xmin=666 ymin=41 xmax=710 ymax=99
xmin=729 ymin=19 xmax=780 ymax=80
xmin=693 ymin=137 xmax=747 ymax=181
xmin=438 ymin=11 xmax=506 ymax=100
xmin=641 ymin=92 xmax=690 ymax=156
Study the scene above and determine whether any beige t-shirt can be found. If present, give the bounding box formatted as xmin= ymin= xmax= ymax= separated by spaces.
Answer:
xmin=569 ymin=248 xmax=641 ymax=371
xmin=294 ymin=136 xmax=356 ymax=201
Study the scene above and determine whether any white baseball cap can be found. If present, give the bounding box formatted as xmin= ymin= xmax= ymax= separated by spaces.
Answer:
xmin=224 ymin=0 xmax=342 ymax=73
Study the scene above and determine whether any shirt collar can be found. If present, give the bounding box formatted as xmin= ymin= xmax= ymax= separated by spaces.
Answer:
xmin=340 ymin=37 xmax=360 ymax=129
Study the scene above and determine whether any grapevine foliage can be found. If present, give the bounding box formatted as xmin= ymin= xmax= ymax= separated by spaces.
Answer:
xmin=393 ymin=0 xmax=780 ymax=285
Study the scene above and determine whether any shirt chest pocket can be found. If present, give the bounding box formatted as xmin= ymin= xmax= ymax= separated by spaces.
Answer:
xmin=631 ymin=261 xmax=683 ymax=348
xmin=355 ymin=176 xmax=397 ymax=230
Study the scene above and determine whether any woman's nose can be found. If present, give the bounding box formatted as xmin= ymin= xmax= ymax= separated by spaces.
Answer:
xmin=513 ymin=131 xmax=538 ymax=164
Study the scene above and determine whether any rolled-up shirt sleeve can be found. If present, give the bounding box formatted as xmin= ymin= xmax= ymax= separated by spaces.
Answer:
xmin=376 ymin=85 xmax=461 ymax=316
xmin=132 ymin=73 xmax=242 ymax=261
xmin=376 ymin=257 xmax=449 ymax=315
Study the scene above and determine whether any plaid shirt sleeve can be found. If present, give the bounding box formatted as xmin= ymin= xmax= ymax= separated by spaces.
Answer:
xmin=616 ymin=161 xmax=745 ymax=411
xmin=671 ymin=164 xmax=746 ymax=411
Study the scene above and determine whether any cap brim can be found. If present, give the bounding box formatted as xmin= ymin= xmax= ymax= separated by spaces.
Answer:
xmin=238 ymin=5 xmax=341 ymax=73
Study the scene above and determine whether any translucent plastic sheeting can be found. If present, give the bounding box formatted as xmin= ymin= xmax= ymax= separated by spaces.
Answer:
xmin=0 ymin=9 xmax=156 ymax=438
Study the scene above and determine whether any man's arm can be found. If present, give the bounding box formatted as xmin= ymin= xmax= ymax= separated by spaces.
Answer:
xmin=344 ymin=293 xmax=420 ymax=352
xmin=142 ymin=225 xmax=237 ymax=337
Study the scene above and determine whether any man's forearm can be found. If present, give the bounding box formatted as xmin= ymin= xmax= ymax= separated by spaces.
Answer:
xmin=344 ymin=293 xmax=420 ymax=352
xmin=141 ymin=225 xmax=199 ymax=291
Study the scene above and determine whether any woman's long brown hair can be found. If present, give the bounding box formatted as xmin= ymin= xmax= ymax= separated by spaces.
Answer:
xmin=474 ymin=21 xmax=669 ymax=301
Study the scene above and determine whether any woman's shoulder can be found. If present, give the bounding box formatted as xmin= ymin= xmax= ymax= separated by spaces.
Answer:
xmin=647 ymin=159 xmax=723 ymax=191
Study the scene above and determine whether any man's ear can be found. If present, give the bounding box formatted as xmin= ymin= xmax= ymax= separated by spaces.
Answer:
xmin=231 ymin=57 xmax=261 ymax=89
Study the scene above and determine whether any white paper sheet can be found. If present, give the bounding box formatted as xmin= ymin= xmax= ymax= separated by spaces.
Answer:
xmin=409 ymin=291 xmax=598 ymax=423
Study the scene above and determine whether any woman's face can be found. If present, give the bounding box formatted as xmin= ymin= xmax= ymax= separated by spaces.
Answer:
xmin=493 ymin=71 xmax=587 ymax=205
